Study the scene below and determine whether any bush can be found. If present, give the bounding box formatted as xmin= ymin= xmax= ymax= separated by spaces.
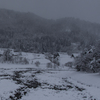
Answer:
xmin=52 ymin=57 xmax=60 ymax=66
xmin=23 ymin=58 xmax=29 ymax=64
xmin=46 ymin=62 xmax=53 ymax=68
xmin=3 ymin=49 xmax=13 ymax=62
xmin=74 ymin=47 xmax=100 ymax=72
xmin=35 ymin=61 xmax=40 ymax=67
xmin=11 ymin=56 xmax=29 ymax=64
xmin=0 ymin=49 xmax=29 ymax=64
xmin=75 ymin=53 xmax=93 ymax=72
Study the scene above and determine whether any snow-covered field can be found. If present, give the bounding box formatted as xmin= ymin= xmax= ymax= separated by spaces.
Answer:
xmin=0 ymin=52 xmax=100 ymax=100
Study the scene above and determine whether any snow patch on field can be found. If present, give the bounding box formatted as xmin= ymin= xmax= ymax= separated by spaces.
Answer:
xmin=0 ymin=79 xmax=21 ymax=99
xmin=0 ymin=52 xmax=100 ymax=100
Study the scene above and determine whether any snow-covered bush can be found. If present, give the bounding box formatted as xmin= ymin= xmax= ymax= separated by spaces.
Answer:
xmin=74 ymin=46 xmax=100 ymax=73
xmin=46 ymin=62 xmax=53 ymax=68
xmin=11 ymin=56 xmax=29 ymax=64
xmin=23 ymin=58 xmax=29 ymax=64
xmin=75 ymin=53 xmax=95 ymax=72
xmin=35 ymin=61 xmax=40 ymax=67
xmin=52 ymin=58 xmax=60 ymax=67
xmin=0 ymin=49 xmax=29 ymax=64
xmin=3 ymin=49 xmax=13 ymax=62
xmin=45 ymin=52 xmax=60 ymax=68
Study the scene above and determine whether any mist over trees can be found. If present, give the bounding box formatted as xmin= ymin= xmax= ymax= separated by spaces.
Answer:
xmin=0 ymin=9 xmax=100 ymax=53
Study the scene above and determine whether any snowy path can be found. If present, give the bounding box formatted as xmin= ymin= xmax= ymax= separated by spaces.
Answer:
xmin=0 ymin=67 xmax=100 ymax=100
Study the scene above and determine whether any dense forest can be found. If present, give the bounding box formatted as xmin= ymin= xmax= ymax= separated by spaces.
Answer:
xmin=0 ymin=9 xmax=100 ymax=53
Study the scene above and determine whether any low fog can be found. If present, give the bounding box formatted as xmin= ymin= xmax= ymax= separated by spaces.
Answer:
xmin=0 ymin=0 xmax=100 ymax=23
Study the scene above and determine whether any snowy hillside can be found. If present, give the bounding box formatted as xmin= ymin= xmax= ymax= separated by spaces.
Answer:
xmin=0 ymin=51 xmax=100 ymax=100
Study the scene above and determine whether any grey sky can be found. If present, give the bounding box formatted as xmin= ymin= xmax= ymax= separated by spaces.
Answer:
xmin=0 ymin=0 xmax=100 ymax=23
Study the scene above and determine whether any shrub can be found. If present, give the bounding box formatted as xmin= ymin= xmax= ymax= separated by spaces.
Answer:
xmin=11 ymin=56 xmax=29 ymax=64
xmin=52 ymin=57 xmax=60 ymax=66
xmin=0 ymin=49 xmax=29 ymax=64
xmin=46 ymin=62 xmax=53 ymax=68
xmin=3 ymin=49 xmax=13 ymax=62
xmin=35 ymin=61 xmax=40 ymax=67
xmin=75 ymin=53 xmax=93 ymax=72
xmin=23 ymin=58 xmax=29 ymax=64
xmin=74 ymin=47 xmax=100 ymax=73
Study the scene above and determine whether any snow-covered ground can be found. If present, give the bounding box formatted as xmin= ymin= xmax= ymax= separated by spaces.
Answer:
xmin=0 ymin=52 xmax=100 ymax=100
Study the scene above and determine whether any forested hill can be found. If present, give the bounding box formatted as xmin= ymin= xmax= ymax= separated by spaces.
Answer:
xmin=0 ymin=8 xmax=100 ymax=52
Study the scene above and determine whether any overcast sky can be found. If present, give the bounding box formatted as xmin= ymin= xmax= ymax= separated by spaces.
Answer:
xmin=0 ymin=0 xmax=100 ymax=23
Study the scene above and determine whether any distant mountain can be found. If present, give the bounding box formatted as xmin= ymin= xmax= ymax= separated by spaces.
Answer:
xmin=0 ymin=8 xmax=100 ymax=52
xmin=0 ymin=9 xmax=51 ymax=37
